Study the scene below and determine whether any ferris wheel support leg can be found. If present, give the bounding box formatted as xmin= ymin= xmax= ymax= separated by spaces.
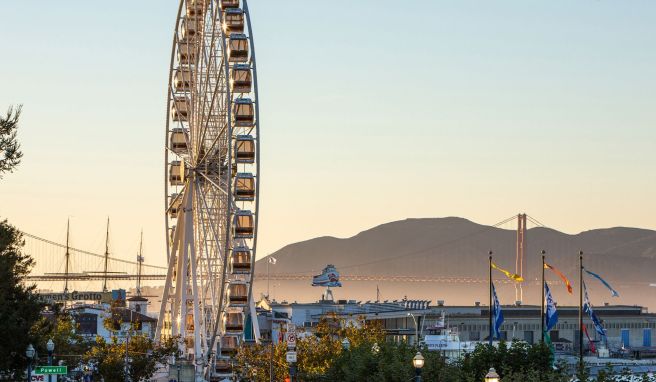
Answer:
xmin=179 ymin=191 xmax=195 ymax=353
xmin=157 ymin=208 xmax=184 ymax=341
xmin=248 ymin=288 xmax=261 ymax=343
xmin=188 ymin=230 xmax=206 ymax=377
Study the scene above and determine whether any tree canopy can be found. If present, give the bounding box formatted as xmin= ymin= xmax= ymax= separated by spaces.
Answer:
xmin=0 ymin=105 xmax=23 ymax=178
xmin=0 ymin=220 xmax=43 ymax=376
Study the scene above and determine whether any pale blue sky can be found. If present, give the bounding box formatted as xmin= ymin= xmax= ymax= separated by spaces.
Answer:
xmin=0 ymin=1 xmax=654 ymax=269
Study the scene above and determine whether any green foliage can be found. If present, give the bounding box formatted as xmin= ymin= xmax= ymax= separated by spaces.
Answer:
xmin=0 ymin=220 xmax=43 ymax=376
xmin=30 ymin=305 xmax=94 ymax=368
xmin=458 ymin=340 xmax=560 ymax=381
xmin=0 ymin=105 xmax=23 ymax=177
xmin=236 ymin=319 xmax=586 ymax=382
xmin=576 ymin=359 xmax=591 ymax=382
xmin=84 ymin=334 xmax=179 ymax=382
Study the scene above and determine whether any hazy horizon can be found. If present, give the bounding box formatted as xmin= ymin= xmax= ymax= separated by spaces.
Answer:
xmin=1 ymin=0 xmax=654 ymax=270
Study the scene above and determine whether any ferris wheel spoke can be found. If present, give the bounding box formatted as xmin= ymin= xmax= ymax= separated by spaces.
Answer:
xmin=193 ymin=182 xmax=220 ymax=301
xmin=195 ymin=169 xmax=230 ymax=197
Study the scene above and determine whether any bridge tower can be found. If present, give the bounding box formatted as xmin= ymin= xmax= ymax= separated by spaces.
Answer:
xmin=515 ymin=213 xmax=527 ymax=303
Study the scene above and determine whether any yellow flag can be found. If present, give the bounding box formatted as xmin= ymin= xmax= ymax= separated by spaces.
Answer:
xmin=491 ymin=262 xmax=524 ymax=282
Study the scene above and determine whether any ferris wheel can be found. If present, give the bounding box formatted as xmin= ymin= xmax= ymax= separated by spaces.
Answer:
xmin=156 ymin=0 xmax=260 ymax=380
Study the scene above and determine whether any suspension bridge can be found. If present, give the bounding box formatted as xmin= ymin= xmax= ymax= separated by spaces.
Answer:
xmin=23 ymin=213 xmax=542 ymax=293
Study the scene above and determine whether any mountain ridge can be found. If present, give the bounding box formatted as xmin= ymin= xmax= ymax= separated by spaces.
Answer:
xmin=252 ymin=217 xmax=656 ymax=308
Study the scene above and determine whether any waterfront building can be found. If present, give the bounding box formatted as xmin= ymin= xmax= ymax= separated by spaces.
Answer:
xmin=262 ymin=298 xmax=656 ymax=357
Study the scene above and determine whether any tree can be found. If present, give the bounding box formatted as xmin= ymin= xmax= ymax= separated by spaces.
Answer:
xmin=84 ymin=333 xmax=179 ymax=382
xmin=0 ymin=106 xmax=23 ymax=178
xmin=458 ymin=341 xmax=566 ymax=382
xmin=0 ymin=220 xmax=43 ymax=376
xmin=30 ymin=304 xmax=94 ymax=369
xmin=236 ymin=316 xmax=386 ymax=381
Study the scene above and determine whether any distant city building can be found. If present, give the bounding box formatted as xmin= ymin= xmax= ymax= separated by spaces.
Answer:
xmin=64 ymin=295 xmax=157 ymax=342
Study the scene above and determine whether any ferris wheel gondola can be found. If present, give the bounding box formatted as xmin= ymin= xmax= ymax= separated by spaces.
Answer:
xmin=156 ymin=0 xmax=261 ymax=380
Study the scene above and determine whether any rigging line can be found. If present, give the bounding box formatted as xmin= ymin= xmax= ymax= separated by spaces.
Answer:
xmin=288 ymin=215 xmax=521 ymax=274
xmin=21 ymin=231 xmax=167 ymax=270
xmin=526 ymin=215 xmax=546 ymax=227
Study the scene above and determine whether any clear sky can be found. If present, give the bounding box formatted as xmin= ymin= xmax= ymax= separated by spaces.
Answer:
xmin=0 ymin=1 xmax=654 ymax=269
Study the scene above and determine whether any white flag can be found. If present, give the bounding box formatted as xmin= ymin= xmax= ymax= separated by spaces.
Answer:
xmin=268 ymin=257 xmax=277 ymax=264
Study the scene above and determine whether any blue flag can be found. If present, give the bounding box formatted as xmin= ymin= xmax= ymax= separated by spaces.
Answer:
xmin=584 ymin=268 xmax=619 ymax=297
xmin=583 ymin=281 xmax=606 ymax=337
xmin=492 ymin=283 xmax=504 ymax=340
xmin=544 ymin=282 xmax=558 ymax=332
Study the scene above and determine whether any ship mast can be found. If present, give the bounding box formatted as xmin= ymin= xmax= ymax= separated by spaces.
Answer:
xmin=64 ymin=219 xmax=70 ymax=294
xmin=102 ymin=217 xmax=110 ymax=292
xmin=136 ymin=230 xmax=143 ymax=297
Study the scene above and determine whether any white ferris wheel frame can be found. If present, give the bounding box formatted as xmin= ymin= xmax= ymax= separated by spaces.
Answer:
xmin=156 ymin=0 xmax=261 ymax=379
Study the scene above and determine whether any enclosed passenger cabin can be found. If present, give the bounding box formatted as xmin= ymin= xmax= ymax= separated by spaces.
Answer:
xmin=233 ymin=98 xmax=254 ymax=126
xmin=234 ymin=210 xmax=254 ymax=238
xmin=174 ymin=67 xmax=192 ymax=92
xmin=170 ymin=128 xmax=188 ymax=153
xmin=220 ymin=0 xmax=240 ymax=9
xmin=215 ymin=357 xmax=232 ymax=374
xmin=185 ymin=313 xmax=195 ymax=330
xmin=228 ymin=34 xmax=249 ymax=62
xmin=230 ymin=64 xmax=252 ymax=93
xmin=227 ymin=282 xmax=248 ymax=306
xmin=223 ymin=8 xmax=244 ymax=36
xmin=235 ymin=135 xmax=255 ymax=163
xmin=184 ymin=335 xmax=195 ymax=351
xmin=169 ymin=193 xmax=182 ymax=218
xmin=234 ymin=173 xmax=255 ymax=201
xmin=223 ymin=312 xmax=244 ymax=332
xmin=220 ymin=335 xmax=238 ymax=354
xmin=180 ymin=17 xmax=201 ymax=41
xmin=178 ymin=41 xmax=197 ymax=65
xmin=171 ymin=97 xmax=190 ymax=121
xmin=230 ymin=246 xmax=252 ymax=274
xmin=186 ymin=0 xmax=208 ymax=17
xmin=169 ymin=161 xmax=184 ymax=186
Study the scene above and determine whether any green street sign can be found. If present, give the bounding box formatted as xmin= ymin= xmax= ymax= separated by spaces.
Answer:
xmin=34 ymin=366 xmax=67 ymax=375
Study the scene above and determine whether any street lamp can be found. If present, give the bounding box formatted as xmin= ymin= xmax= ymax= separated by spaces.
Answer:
xmin=412 ymin=351 xmax=424 ymax=381
xmin=341 ymin=338 xmax=350 ymax=350
xmin=26 ymin=344 xmax=35 ymax=382
xmin=46 ymin=339 xmax=55 ymax=382
xmin=484 ymin=367 xmax=500 ymax=382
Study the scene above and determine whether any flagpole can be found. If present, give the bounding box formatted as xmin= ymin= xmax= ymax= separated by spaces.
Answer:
xmin=489 ymin=251 xmax=493 ymax=345
xmin=541 ymin=250 xmax=546 ymax=343
xmin=579 ymin=251 xmax=584 ymax=366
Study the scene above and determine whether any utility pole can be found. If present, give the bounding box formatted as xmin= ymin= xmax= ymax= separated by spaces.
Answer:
xmin=541 ymin=250 xmax=546 ymax=342
xmin=64 ymin=219 xmax=71 ymax=294
xmin=102 ymin=217 xmax=110 ymax=293
xmin=125 ymin=309 xmax=132 ymax=382
xmin=136 ymin=230 xmax=143 ymax=297
xmin=488 ymin=251 xmax=493 ymax=344
xmin=579 ymin=251 xmax=584 ymax=367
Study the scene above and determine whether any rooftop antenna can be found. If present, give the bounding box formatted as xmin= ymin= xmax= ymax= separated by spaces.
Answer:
xmin=376 ymin=285 xmax=380 ymax=303
xmin=102 ymin=217 xmax=110 ymax=292
xmin=64 ymin=219 xmax=71 ymax=294
xmin=136 ymin=230 xmax=144 ymax=297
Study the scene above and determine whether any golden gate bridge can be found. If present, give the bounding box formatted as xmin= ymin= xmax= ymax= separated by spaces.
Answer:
xmin=24 ymin=214 xmax=543 ymax=293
